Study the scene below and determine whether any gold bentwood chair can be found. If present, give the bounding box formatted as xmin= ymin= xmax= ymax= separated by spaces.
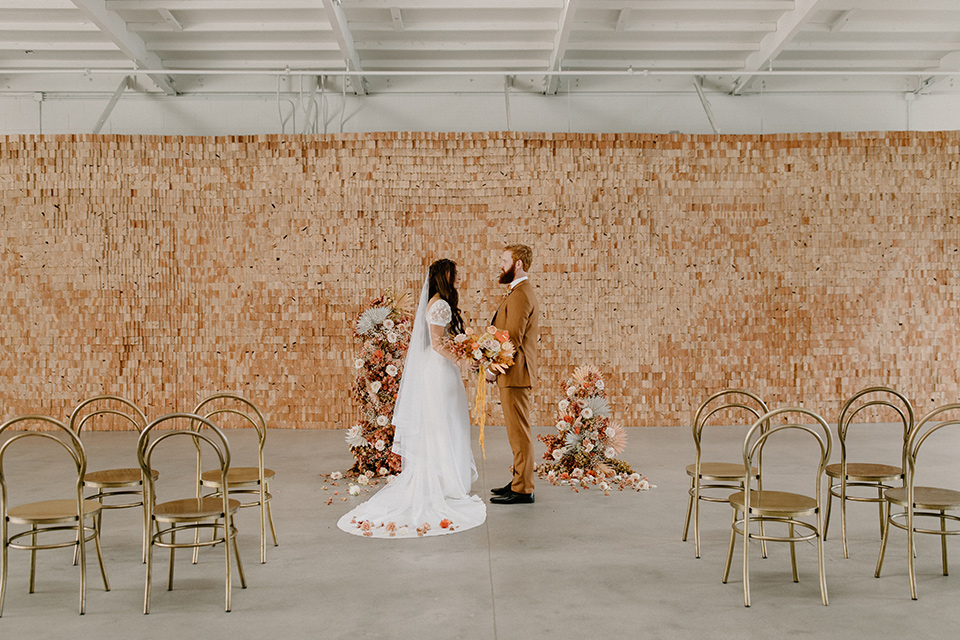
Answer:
xmin=0 ymin=416 xmax=109 ymax=616
xmin=192 ymin=393 xmax=276 ymax=564
xmin=723 ymin=407 xmax=833 ymax=607
xmin=69 ymin=395 xmax=157 ymax=562
xmin=683 ymin=389 xmax=769 ymax=558
xmin=875 ymin=403 xmax=960 ymax=600
xmin=138 ymin=413 xmax=246 ymax=613
xmin=824 ymin=387 xmax=913 ymax=558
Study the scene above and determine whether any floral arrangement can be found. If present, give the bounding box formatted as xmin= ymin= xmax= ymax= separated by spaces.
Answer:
xmin=536 ymin=366 xmax=651 ymax=495
xmin=346 ymin=291 xmax=412 ymax=477
xmin=445 ymin=326 xmax=515 ymax=457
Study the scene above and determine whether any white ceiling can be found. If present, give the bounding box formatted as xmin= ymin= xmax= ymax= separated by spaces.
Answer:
xmin=1 ymin=0 xmax=959 ymax=97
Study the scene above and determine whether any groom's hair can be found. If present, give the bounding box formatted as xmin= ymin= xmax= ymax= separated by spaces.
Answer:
xmin=504 ymin=244 xmax=533 ymax=271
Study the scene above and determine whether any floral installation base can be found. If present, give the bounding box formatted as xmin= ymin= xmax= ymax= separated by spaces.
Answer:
xmin=535 ymin=464 xmax=653 ymax=495
xmin=536 ymin=365 xmax=652 ymax=495
xmin=346 ymin=291 xmax=413 ymax=477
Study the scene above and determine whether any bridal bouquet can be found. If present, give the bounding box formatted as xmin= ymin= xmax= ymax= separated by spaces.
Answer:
xmin=445 ymin=326 xmax=515 ymax=457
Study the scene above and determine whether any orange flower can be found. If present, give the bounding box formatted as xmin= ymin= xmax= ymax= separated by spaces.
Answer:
xmin=439 ymin=518 xmax=452 ymax=529
xmin=495 ymin=330 xmax=510 ymax=342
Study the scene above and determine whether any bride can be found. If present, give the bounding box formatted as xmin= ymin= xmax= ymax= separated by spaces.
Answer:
xmin=338 ymin=259 xmax=486 ymax=538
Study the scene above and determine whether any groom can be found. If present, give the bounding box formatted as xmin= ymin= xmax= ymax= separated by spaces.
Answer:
xmin=488 ymin=244 xmax=539 ymax=505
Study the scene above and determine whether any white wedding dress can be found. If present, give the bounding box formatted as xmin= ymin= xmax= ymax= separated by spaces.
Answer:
xmin=337 ymin=282 xmax=486 ymax=538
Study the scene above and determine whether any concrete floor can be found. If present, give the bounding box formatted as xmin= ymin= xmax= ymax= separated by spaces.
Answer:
xmin=1 ymin=424 xmax=958 ymax=639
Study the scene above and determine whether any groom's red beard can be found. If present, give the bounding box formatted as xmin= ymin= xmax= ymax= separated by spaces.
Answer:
xmin=498 ymin=264 xmax=516 ymax=285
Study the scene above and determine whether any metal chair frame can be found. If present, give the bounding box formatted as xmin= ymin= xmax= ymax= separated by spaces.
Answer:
xmin=0 ymin=415 xmax=110 ymax=616
xmin=875 ymin=403 xmax=960 ymax=600
xmin=824 ymin=386 xmax=913 ymax=558
xmin=193 ymin=393 xmax=277 ymax=564
xmin=722 ymin=407 xmax=833 ymax=607
xmin=683 ymin=389 xmax=769 ymax=558
xmin=139 ymin=413 xmax=246 ymax=614
xmin=69 ymin=395 xmax=155 ymax=563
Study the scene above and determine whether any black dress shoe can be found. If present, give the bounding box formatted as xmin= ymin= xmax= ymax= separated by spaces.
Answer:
xmin=489 ymin=490 xmax=535 ymax=505
xmin=491 ymin=481 xmax=513 ymax=496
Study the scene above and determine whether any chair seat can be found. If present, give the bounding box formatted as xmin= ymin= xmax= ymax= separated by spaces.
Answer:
xmin=200 ymin=467 xmax=275 ymax=487
xmin=154 ymin=497 xmax=241 ymax=522
xmin=729 ymin=490 xmax=818 ymax=517
xmin=686 ymin=462 xmax=758 ymax=480
xmin=825 ymin=462 xmax=901 ymax=482
xmin=84 ymin=467 xmax=160 ymax=487
xmin=884 ymin=486 xmax=960 ymax=511
xmin=7 ymin=499 xmax=103 ymax=525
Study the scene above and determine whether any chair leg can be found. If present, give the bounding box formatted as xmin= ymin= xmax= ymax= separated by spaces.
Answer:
xmin=142 ymin=491 xmax=150 ymax=565
xmin=1 ymin=523 xmax=8 ymax=618
xmin=682 ymin=478 xmax=694 ymax=542
xmin=266 ymin=492 xmax=278 ymax=547
xmin=840 ymin=482 xmax=850 ymax=559
xmin=875 ymin=500 xmax=891 ymax=578
xmin=224 ymin=520 xmax=233 ymax=613
xmin=722 ymin=507 xmax=737 ymax=584
xmin=823 ymin=479 xmax=834 ymax=541
xmin=876 ymin=485 xmax=886 ymax=538
xmin=742 ymin=513 xmax=751 ymax=607
xmin=29 ymin=525 xmax=38 ymax=594
xmin=91 ymin=516 xmax=110 ymax=592
xmin=818 ymin=516 xmax=829 ymax=606
xmin=78 ymin=521 xmax=87 ymax=616
xmin=693 ymin=483 xmax=702 ymax=559
xmin=167 ymin=529 xmax=176 ymax=592
xmin=908 ymin=517 xmax=918 ymax=600
xmin=231 ymin=515 xmax=247 ymax=589
xmin=144 ymin=528 xmax=153 ymax=614
xmin=941 ymin=511 xmax=949 ymax=576
xmin=260 ymin=486 xmax=268 ymax=564
xmin=789 ymin=522 xmax=799 ymax=583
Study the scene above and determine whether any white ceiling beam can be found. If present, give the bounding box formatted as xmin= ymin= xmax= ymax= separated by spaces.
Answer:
xmin=544 ymin=0 xmax=578 ymax=94
xmin=731 ymin=0 xmax=824 ymax=95
xmin=127 ymin=21 xmax=335 ymax=33
xmin=587 ymin=0 xmax=793 ymax=9
xmin=354 ymin=20 xmax=557 ymax=32
xmin=0 ymin=22 xmax=102 ymax=32
xmin=147 ymin=41 xmax=342 ymax=53
xmin=353 ymin=40 xmax=555 ymax=52
xmin=92 ymin=74 xmax=129 ymax=133
xmin=157 ymin=9 xmax=183 ymax=33
xmin=615 ymin=9 xmax=630 ymax=33
xmin=616 ymin=21 xmax=777 ymax=34
xmin=320 ymin=0 xmax=366 ymax=96
xmin=569 ymin=41 xmax=761 ymax=52
xmin=917 ymin=51 xmax=960 ymax=94
xmin=694 ymin=75 xmax=720 ymax=134
xmin=106 ymin=0 xmax=564 ymax=9
xmin=761 ymin=58 xmax=944 ymax=69
xmin=830 ymin=9 xmax=854 ymax=32
xmin=71 ymin=0 xmax=179 ymax=95
xmin=0 ymin=41 xmax=120 ymax=51
xmin=390 ymin=8 xmax=404 ymax=32
xmin=786 ymin=41 xmax=960 ymax=52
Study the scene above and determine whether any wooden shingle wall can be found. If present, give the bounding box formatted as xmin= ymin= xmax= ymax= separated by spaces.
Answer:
xmin=1 ymin=131 xmax=958 ymax=429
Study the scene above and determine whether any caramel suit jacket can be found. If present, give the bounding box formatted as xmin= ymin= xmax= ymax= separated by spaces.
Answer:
xmin=492 ymin=280 xmax=539 ymax=389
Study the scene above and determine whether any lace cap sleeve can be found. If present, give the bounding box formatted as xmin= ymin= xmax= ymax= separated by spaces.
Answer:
xmin=426 ymin=299 xmax=452 ymax=327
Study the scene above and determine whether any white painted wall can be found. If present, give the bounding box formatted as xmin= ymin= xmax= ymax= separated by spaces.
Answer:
xmin=2 ymin=90 xmax=959 ymax=135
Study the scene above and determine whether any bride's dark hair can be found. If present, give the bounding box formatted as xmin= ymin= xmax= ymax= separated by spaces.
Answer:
xmin=428 ymin=258 xmax=465 ymax=336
